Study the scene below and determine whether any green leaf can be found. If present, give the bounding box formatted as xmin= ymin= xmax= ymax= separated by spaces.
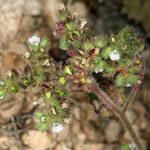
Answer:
xmin=93 ymin=59 xmax=106 ymax=70
xmin=66 ymin=22 xmax=76 ymax=31
xmin=101 ymin=47 xmax=112 ymax=59
xmin=88 ymin=92 xmax=98 ymax=100
xmin=34 ymin=112 xmax=43 ymax=120
xmin=59 ymin=38 xmax=68 ymax=50
xmin=59 ymin=77 xmax=66 ymax=85
xmin=116 ymin=74 xmax=126 ymax=87
xmin=82 ymin=41 xmax=94 ymax=51
xmin=37 ymin=123 xmax=47 ymax=132
xmin=40 ymin=38 xmax=49 ymax=48
xmin=64 ymin=66 xmax=72 ymax=75
xmin=94 ymin=36 xmax=107 ymax=48
xmin=120 ymin=143 xmax=130 ymax=150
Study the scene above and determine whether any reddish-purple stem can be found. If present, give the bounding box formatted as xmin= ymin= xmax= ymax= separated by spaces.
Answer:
xmin=123 ymin=58 xmax=145 ymax=113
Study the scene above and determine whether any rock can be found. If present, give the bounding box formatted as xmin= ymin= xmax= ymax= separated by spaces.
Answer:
xmin=0 ymin=0 xmax=43 ymax=45
xmin=126 ymin=110 xmax=137 ymax=124
xmin=8 ymin=42 xmax=27 ymax=55
xmin=0 ymin=52 xmax=26 ymax=77
xmin=24 ymin=0 xmax=42 ymax=16
xmin=43 ymin=0 xmax=88 ymax=29
xmin=104 ymin=144 xmax=119 ymax=150
xmin=104 ymin=120 xmax=121 ymax=143
xmin=85 ymin=143 xmax=104 ymax=150
xmin=0 ymin=94 xmax=24 ymax=125
xmin=57 ymin=143 xmax=72 ymax=150
xmin=0 ymin=0 xmax=25 ymax=44
xmin=68 ymin=1 xmax=88 ymax=17
xmin=43 ymin=0 xmax=60 ymax=29
xmin=0 ymin=134 xmax=20 ymax=150
xmin=22 ymin=130 xmax=51 ymax=150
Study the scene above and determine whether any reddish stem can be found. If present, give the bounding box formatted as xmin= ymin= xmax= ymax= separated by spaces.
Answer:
xmin=122 ymin=58 xmax=145 ymax=113
xmin=90 ymin=78 xmax=144 ymax=150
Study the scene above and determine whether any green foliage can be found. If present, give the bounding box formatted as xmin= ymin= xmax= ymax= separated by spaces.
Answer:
xmin=120 ymin=143 xmax=130 ymax=150
xmin=0 ymin=6 xmax=144 ymax=132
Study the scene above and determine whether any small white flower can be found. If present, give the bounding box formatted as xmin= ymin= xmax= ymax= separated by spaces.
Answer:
xmin=109 ymin=50 xmax=120 ymax=61
xmin=27 ymin=35 xmax=40 ymax=46
xmin=0 ymin=81 xmax=4 ymax=86
xmin=52 ymin=123 xmax=64 ymax=133
xmin=25 ymin=52 xmax=31 ymax=59
xmin=42 ymin=59 xmax=50 ymax=66
xmin=126 ymin=83 xmax=132 ymax=87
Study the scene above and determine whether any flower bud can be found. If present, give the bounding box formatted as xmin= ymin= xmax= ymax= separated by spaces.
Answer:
xmin=59 ymin=77 xmax=66 ymax=84
xmin=64 ymin=66 xmax=72 ymax=75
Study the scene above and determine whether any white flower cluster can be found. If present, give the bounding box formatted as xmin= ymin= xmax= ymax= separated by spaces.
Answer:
xmin=109 ymin=50 xmax=120 ymax=61
xmin=27 ymin=35 xmax=41 ymax=46
xmin=52 ymin=123 xmax=64 ymax=133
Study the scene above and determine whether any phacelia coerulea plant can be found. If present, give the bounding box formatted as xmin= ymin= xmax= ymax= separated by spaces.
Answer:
xmin=0 ymin=6 xmax=145 ymax=150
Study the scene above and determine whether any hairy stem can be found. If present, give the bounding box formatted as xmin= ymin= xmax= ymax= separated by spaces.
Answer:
xmin=119 ymin=113 xmax=144 ymax=150
xmin=122 ymin=84 xmax=140 ymax=113
xmin=91 ymin=79 xmax=144 ymax=150
xmin=123 ymin=58 xmax=145 ymax=113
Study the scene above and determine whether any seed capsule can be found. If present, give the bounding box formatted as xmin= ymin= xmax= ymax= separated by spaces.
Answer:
xmin=10 ymin=85 xmax=19 ymax=93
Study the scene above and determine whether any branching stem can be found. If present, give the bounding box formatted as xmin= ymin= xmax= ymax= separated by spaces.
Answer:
xmin=123 ymin=58 xmax=145 ymax=113
xmin=91 ymin=79 xmax=144 ymax=150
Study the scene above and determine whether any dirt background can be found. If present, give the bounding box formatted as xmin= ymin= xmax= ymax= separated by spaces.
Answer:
xmin=0 ymin=0 xmax=150 ymax=150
